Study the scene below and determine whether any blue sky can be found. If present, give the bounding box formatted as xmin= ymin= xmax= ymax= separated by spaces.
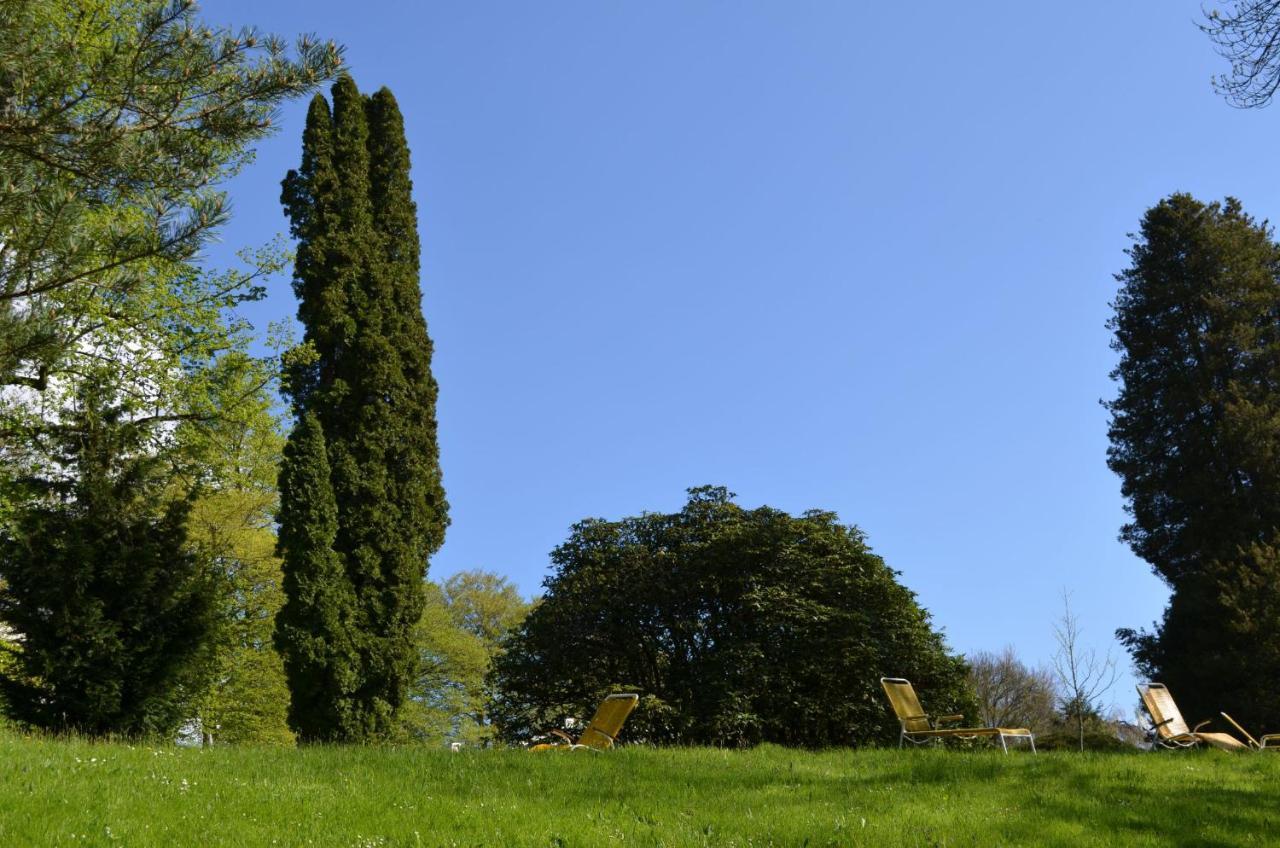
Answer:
xmin=202 ymin=1 xmax=1280 ymax=712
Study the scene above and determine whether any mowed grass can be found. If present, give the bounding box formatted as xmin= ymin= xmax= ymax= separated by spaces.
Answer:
xmin=0 ymin=734 xmax=1277 ymax=847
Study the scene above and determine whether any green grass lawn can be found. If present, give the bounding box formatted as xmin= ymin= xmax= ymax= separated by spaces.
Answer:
xmin=0 ymin=734 xmax=1277 ymax=847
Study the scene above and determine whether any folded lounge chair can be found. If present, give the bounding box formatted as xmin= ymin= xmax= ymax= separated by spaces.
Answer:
xmin=1219 ymin=712 xmax=1280 ymax=752
xmin=1136 ymin=683 xmax=1246 ymax=751
xmin=880 ymin=677 xmax=1035 ymax=753
xmin=529 ymin=693 xmax=639 ymax=751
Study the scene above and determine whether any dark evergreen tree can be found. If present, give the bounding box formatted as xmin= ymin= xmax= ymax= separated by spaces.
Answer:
xmin=353 ymin=86 xmax=449 ymax=732
xmin=274 ymin=411 xmax=362 ymax=739
xmin=490 ymin=487 xmax=974 ymax=748
xmin=278 ymin=75 xmax=448 ymax=741
xmin=0 ymin=381 xmax=218 ymax=736
xmin=1108 ymin=194 xmax=1280 ymax=732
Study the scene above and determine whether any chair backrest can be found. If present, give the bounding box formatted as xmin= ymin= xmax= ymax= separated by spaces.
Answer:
xmin=880 ymin=678 xmax=932 ymax=733
xmin=578 ymin=693 xmax=639 ymax=750
xmin=1138 ymin=683 xmax=1189 ymax=738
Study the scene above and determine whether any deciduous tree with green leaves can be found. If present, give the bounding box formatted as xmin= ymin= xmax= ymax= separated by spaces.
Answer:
xmin=185 ymin=375 xmax=294 ymax=746
xmin=490 ymin=487 xmax=974 ymax=748
xmin=403 ymin=571 xmax=531 ymax=745
xmin=1109 ymin=193 xmax=1280 ymax=732
xmin=276 ymin=74 xmax=448 ymax=742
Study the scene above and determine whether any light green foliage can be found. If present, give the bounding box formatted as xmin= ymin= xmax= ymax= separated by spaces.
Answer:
xmin=402 ymin=571 xmax=531 ymax=745
xmin=0 ymin=737 xmax=1276 ymax=845
xmin=442 ymin=572 xmax=533 ymax=651
xmin=184 ymin=380 xmax=294 ymax=746
xmin=0 ymin=246 xmax=285 ymax=475
xmin=400 ymin=582 xmax=489 ymax=744
xmin=0 ymin=0 xmax=341 ymax=391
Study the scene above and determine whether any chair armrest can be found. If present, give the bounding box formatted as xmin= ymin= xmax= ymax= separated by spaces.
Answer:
xmin=1151 ymin=717 xmax=1174 ymax=729
xmin=933 ymin=715 xmax=965 ymax=727
xmin=1192 ymin=719 xmax=1212 ymax=733
xmin=547 ymin=729 xmax=574 ymax=745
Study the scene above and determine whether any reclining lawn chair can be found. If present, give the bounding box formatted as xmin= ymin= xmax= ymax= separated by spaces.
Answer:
xmin=1218 ymin=712 xmax=1280 ymax=752
xmin=880 ymin=677 xmax=1035 ymax=753
xmin=529 ymin=693 xmax=639 ymax=752
xmin=1136 ymin=683 xmax=1245 ymax=751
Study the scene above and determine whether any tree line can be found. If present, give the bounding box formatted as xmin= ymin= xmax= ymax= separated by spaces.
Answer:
xmin=2 ymin=0 xmax=1280 ymax=749
xmin=0 ymin=0 xmax=485 ymax=745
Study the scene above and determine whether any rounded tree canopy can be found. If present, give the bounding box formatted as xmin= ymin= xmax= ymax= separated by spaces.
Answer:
xmin=490 ymin=486 xmax=974 ymax=748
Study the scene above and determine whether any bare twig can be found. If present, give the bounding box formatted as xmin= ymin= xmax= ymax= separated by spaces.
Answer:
xmin=1051 ymin=590 xmax=1120 ymax=751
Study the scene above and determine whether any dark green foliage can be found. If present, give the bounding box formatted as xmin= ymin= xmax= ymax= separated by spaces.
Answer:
xmin=274 ymin=412 xmax=361 ymax=739
xmin=0 ymin=384 xmax=217 ymax=736
xmin=277 ymin=75 xmax=447 ymax=741
xmin=490 ymin=487 xmax=973 ymax=748
xmin=1108 ymin=194 xmax=1280 ymax=731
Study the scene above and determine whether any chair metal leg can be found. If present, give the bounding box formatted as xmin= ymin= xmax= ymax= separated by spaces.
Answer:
xmin=997 ymin=733 xmax=1035 ymax=754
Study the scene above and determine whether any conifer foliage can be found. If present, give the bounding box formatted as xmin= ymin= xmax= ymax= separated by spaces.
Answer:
xmin=0 ymin=381 xmax=218 ymax=736
xmin=277 ymin=75 xmax=448 ymax=741
xmin=1108 ymin=194 xmax=1280 ymax=731
xmin=274 ymin=412 xmax=361 ymax=738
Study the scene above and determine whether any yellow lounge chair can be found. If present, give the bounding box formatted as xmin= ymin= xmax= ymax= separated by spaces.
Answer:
xmin=1136 ymin=683 xmax=1246 ymax=751
xmin=1219 ymin=712 xmax=1280 ymax=752
xmin=880 ymin=677 xmax=1035 ymax=753
xmin=530 ymin=693 xmax=639 ymax=751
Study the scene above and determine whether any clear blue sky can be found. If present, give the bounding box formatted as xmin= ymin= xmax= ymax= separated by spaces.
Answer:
xmin=202 ymin=1 xmax=1280 ymax=713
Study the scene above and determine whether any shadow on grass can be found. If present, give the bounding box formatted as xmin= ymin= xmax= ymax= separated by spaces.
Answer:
xmin=576 ymin=747 xmax=1280 ymax=846
xmin=875 ymin=751 xmax=1275 ymax=846
xmin=1010 ymin=781 xmax=1276 ymax=847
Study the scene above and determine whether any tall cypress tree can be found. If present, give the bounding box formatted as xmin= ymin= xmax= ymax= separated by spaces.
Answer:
xmin=1108 ymin=194 xmax=1280 ymax=731
xmin=278 ymin=75 xmax=448 ymax=741
xmin=361 ymin=86 xmax=449 ymax=726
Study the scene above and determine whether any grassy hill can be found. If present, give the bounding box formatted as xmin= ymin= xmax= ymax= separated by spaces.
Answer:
xmin=1 ymin=734 xmax=1276 ymax=846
